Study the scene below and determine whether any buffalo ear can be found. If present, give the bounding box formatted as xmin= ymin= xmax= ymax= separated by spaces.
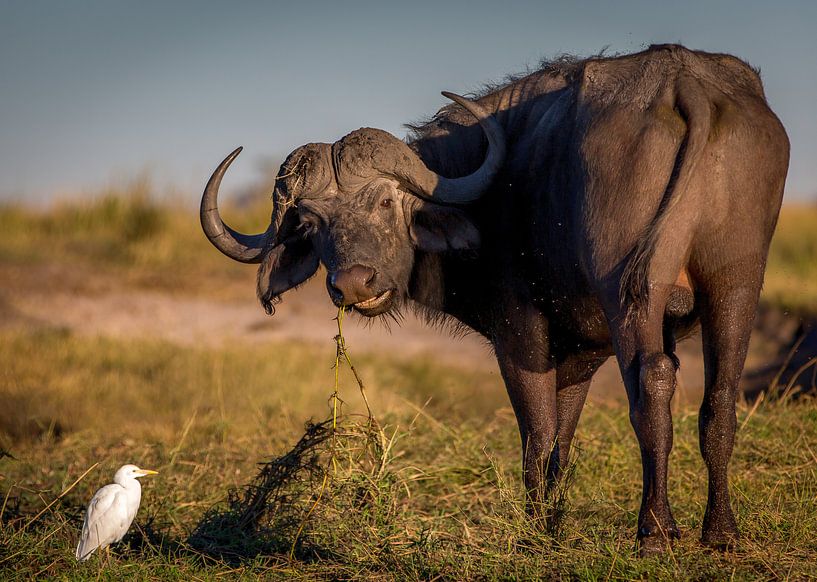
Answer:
xmin=256 ymin=237 xmax=319 ymax=313
xmin=409 ymin=203 xmax=480 ymax=252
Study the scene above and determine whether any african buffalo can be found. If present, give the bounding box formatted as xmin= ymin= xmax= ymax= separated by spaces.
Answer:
xmin=201 ymin=44 xmax=789 ymax=553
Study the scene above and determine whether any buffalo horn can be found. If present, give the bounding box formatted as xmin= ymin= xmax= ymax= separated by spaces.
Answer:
xmin=200 ymin=147 xmax=272 ymax=263
xmin=406 ymin=91 xmax=506 ymax=204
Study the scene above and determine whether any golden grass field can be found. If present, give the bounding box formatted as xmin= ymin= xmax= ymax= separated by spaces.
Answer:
xmin=1 ymin=187 xmax=816 ymax=579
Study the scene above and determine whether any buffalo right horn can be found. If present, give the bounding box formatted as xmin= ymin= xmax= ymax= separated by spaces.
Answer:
xmin=402 ymin=92 xmax=506 ymax=204
xmin=200 ymin=147 xmax=272 ymax=263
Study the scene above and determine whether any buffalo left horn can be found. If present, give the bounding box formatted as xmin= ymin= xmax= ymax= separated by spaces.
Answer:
xmin=200 ymin=146 xmax=272 ymax=263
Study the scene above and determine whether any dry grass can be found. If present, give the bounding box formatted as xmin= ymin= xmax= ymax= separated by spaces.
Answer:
xmin=764 ymin=204 xmax=817 ymax=315
xmin=1 ymin=326 xmax=816 ymax=580
xmin=0 ymin=182 xmax=267 ymax=298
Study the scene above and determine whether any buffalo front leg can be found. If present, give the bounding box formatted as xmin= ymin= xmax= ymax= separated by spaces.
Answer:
xmin=553 ymin=358 xmax=605 ymax=475
xmin=495 ymin=342 xmax=557 ymax=522
xmin=553 ymin=379 xmax=590 ymax=478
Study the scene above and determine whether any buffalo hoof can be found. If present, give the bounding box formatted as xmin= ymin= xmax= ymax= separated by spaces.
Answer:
xmin=701 ymin=511 xmax=739 ymax=550
xmin=701 ymin=527 xmax=739 ymax=551
xmin=636 ymin=525 xmax=680 ymax=557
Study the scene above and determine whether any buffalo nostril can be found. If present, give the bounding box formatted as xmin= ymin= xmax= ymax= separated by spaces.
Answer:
xmin=329 ymin=265 xmax=377 ymax=305
xmin=327 ymin=274 xmax=343 ymax=300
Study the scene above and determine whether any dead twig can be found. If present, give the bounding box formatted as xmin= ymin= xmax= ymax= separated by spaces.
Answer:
xmin=740 ymin=390 xmax=765 ymax=431
xmin=779 ymin=356 xmax=817 ymax=403
xmin=769 ymin=332 xmax=807 ymax=396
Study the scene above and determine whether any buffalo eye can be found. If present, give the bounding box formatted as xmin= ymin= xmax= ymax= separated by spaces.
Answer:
xmin=298 ymin=213 xmax=321 ymax=237
xmin=380 ymin=198 xmax=393 ymax=209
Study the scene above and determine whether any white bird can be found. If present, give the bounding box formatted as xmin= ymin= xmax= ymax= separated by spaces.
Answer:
xmin=75 ymin=464 xmax=158 ymax=561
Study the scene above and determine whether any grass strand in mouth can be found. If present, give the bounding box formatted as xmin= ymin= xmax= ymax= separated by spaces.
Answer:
xmin=289 ymin=306 xmax=381 ymax=559
xmin=334 ymin=306 xmax=374 ymax=421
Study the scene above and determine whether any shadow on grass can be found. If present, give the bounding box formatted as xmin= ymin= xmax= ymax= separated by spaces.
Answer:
xmin=30 ymin=419 xmax=352 ymax=568
xmin=4 ymin=411 xmax=557 ymax=575
xmin=179 ymin=416 xmax=388 ymax=567
xmin=744 ymin=313 xmax=817 ymax=401
xmin=118 ymin=413 xmax=570 ymax=571
xmin=186 ymin=419 xmax=338 ymax=565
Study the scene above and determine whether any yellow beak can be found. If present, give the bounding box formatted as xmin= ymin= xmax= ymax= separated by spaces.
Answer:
xmin=137 ymin=469 xmax=159 ymax=476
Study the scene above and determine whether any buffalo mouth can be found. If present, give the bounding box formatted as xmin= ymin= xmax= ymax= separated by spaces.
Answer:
xmin=351 ymin=289 xmax=395 ymax=316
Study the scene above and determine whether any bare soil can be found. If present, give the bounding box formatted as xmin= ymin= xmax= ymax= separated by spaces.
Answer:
xmin=0 ymin=270 xmax=797 ymax=404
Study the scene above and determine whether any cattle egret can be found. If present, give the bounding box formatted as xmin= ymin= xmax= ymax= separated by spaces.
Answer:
xmin=75 ymin=464 xmax=158 ymax=561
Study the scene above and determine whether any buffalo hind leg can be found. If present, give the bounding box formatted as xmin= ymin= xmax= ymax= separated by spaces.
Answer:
xmin=698 ymin=284 xmax=757 ymax=547
xmin=631 ymin=351 xmax=680 ymax=554
xmin=609 ymin=286 xmax=680 ymax=554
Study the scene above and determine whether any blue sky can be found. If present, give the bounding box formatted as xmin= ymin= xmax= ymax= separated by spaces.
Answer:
xmin=1 ymin=0 xmax=815 ymax=202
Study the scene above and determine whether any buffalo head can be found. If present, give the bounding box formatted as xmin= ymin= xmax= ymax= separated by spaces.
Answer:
xmin=201 ymin=92 xmax=505 ymax=317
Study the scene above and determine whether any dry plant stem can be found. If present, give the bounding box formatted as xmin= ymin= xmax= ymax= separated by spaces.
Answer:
xmin=780 ymin=355 xmax=817 ymax=402
xmin=769 ymin=333 xmax=807 ymax=395
xmin=332 ymin=310 xmax=343 ymax=430
xmin=288 ymin=472 xmax=329 ymax=560
xmin=739 ymin=390 xmax=765 ymax=431
xmin=0 ymin=463 xmax=100 ymax=567
xmin=811 ymin=363 xmax=817 ymax=392
xmin=170 ymin=410 xmax=198 ymax=466
xmin=0 ymin=483 xmax=13 ymax=523
xmin=335 ymin=307 xmax=374 ymax=419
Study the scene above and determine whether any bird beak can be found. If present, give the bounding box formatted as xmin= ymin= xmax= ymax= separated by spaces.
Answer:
xmin=137 ymin=469 xmax=159 ymax=476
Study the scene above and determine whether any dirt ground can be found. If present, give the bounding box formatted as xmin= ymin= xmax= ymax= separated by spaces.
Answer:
xmin=3 ymin=267 xmax=794 ymax=407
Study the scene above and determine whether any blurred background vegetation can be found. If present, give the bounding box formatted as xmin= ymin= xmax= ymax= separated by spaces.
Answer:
xmin=2 ymin=186 xmax=816 ymax=310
